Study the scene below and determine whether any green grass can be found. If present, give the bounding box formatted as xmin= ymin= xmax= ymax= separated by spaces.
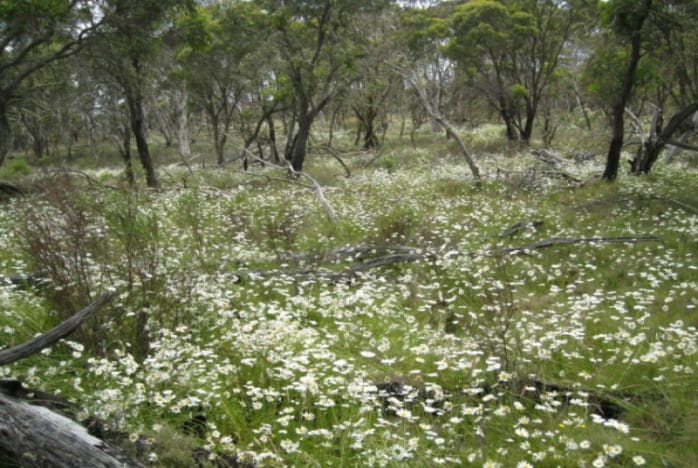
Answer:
xmin=1 ymin=129 xmax=697 ymax=467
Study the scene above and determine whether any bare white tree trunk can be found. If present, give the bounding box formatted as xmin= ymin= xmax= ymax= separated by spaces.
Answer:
xmin=175 ymin=87 xmax=192 ymax=160
xmin=389 ymin=63 xmax=481 ymax=181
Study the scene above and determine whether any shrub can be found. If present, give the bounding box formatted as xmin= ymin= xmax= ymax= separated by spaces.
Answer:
xmin=0 ymin=158 xmax=32 ymax=179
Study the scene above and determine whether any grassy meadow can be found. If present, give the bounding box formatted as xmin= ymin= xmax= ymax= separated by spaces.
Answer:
xmin=1 ymin=124 xmax=697 ymax=467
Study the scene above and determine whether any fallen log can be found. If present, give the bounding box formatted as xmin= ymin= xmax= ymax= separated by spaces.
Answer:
xmin=0 ymin=390 xmax=143 ymax=468
xmin=0 ymin=292 xmax=143 ymax=467
xmin=577 ymin=193 xmax=698 ymax=215
xmin=0 ymin=180 xmax=25 ymax=198
xmin=231 ymin=236 xmax=663 ymax=282
xmin=286 ymin=244 xmax=422 ymax=265
xmin=327 ymin=252 xmax=427 ymax=281
xmin=497 ymin=236 xmax=662 ymax=255
xmin=499 ymin=220 xmax=544 ymax=238
xmin=531 ymin=149 xmax=570 ymax=168
xmin=0 ymin=272 xmax=48 ymax=288
xmin=0 ymin=293 xmax=114 ymax=366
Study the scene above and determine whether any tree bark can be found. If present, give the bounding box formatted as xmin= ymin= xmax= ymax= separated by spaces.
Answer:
xmin=603 ymin=0 xmax=652 ymax=181
xmin=267 ymin=114 xmax=280 ymax=164
xmin=126 ymin=89 xmax=158 ymax=188
xmin=118 ymin=123 xmax=135 ymax=186
xmin=0 ymin=99 xmax=12 ymax=167
xmin=520 ymin=103 xmax=537 ymax=142
xmin=500 ymin=107 xmax=518 ymax=141
xmin=289 ymin=114 xmax=312 ymax=172
xmin=175 ymin=88 xmax=191 ymax=160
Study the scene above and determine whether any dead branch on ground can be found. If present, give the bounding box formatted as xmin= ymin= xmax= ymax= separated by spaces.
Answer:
xmin=497 ymin=236 xmax=662 ymax=255
xmin=243 ymin=149 xmax=338 ymax=223
xmin=0 ymin=293 xmax=114 ymax=366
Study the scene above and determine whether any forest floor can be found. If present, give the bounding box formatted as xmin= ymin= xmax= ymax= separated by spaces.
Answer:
xmin=1 ymin=127 xmax=697 ymax=467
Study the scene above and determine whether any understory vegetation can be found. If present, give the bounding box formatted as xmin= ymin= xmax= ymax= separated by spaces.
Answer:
xmin=1 ymin=128 xmax=697 ymax=467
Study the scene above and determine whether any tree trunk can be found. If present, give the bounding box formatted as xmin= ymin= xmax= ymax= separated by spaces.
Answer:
xmin=520 ymin=104 xmax=536 ymax=142
xmin=500 ymin=108 xmax=518 ymax=141
xmin=126 ymin=90 xmax=158 ymax=188
xmin=0 ymin=100 xmax=12 ymax=167
xmin=289 ymin=116 xmax=311 ymax=172
xmin=631 ymin=141 xmax=663 ymax=174
xmin=267 ymin=114 xmax=280 ymax=164
xmin=175 ymin=88 xmax=191 ymax=160
xmin=603 ymin=0 xmax=652 ymax=181
xmin=363 ymin=118 xmax=379 ymax=149
xmin=211 ymin=117 xmax=226 ymax=165
xmin=119 ymin=123 xmax=135 ymax=186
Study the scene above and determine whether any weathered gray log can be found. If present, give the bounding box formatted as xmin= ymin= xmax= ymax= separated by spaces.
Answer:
xmin=0 ymin=272 xmax=48 ymax=287
xmin=497 ymin=236 xmax=662 ymax=255
xmin=328 ymin=252 xmax=427 ymax=281
xmin=0 ymin=180 xmax=24 ymax=198
xmin=499 ymin=220 xmax=544 ymax=238
xmin=531 ymin=149 xmax=569 ymax=168
xmin=0 ymin=293 xmax=114 ymax=366
xmin=0 ymin=391 xmax=143 ymax=467
xmin=232 ymin=236 xmax=662 ymax=282
xmin=287 ymin=244 xmax=422 ymax=265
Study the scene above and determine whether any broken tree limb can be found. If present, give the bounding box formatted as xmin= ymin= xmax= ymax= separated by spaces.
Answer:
xmin=531 ymin=149 xmax=570 ymax=169
xmin=320 ymin=145 xmax=352 ymax=178
xmin=231 ymin=235 xmax=663 ymax=282
xmin=328 ymin=252 xmax=428 ymax=281
xmin=499 ymin=220 xmax=544 ymax=238
xmin=0 ymin=180 xmax=25 ymax=198
xmin=0 ymin=272 xmax=48 ymax=288
xmin=665 ymin=139 xmax=698 ymax=153
xmin=233 ymin=251 xmax=432 ymax=283
xmin=286 ymin=244 xmax=422 ymax=265
xmin=490 ymin=168 xmax=582 ymax=184
xmin=0 ymin=293 xmax=114 ymax=366
xmin=648 ymin=196 xmax=698 ymax=215
xmin=624 ymin=107 xmax=647 ymax=148
xmin=577 ymin=193 xmax=698 ymax=216
xmin=666 ymin=109 xmax=698 ymax=163
xmin=496 ymin=236 xmax=662 ymax=255
xmin=243 ymin=149 xmax=338 ymax=223
xmin=387 ymin=63 xmax=481 ymax=181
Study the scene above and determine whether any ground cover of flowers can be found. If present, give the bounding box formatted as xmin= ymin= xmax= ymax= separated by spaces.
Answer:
xmin=1 ymin=150 xmax=697 ymax=467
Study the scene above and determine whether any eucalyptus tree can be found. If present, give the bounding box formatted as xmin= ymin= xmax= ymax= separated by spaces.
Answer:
xmin=0 ymin=0 xmax=99 ymax=166
xmin=177 ymin=1 xmax=276 ymax=165
xmin=397 ymin=2 xmax=458 ymax=133
xmin=588 ymin=0 xmax=698 ymax=179
xmin=628 ymin=0 xmax=698 ymax=174
xmin=595 ymin=0 xmax=653 ymax=181
xmin=261 ymin=0 xmax=390 ymax=171
xmin=445 ymin=0 xmax=574 ymax=142
xmin=87 ymin=0 xmax=193 ymax=187
xmin=15 ymin=62 xmax=84 ymax=161
xmin=348 ymin=9 xmax=401 ymax=149
xmin=390 ymin=3 xmax=481 ymax=180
